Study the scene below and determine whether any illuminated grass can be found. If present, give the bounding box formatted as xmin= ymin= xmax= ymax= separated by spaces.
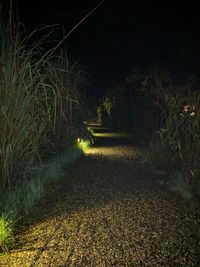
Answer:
xmin=0 ymin=216 xmax=14 ymax=252
xmin=0 ymin=144 xmax=83 ymax=251
xmin=76 ymin=139 xmax=91 ymax=154
xmin=0 ymin=23 xmax=86 ymax=251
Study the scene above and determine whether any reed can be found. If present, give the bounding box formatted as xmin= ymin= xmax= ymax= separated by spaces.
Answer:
xmin=0 ymin=28 xmax=85 ymax=188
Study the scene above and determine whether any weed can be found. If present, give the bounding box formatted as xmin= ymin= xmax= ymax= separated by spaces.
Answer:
xmin=0 ymin=215 xmax=14 ymax=252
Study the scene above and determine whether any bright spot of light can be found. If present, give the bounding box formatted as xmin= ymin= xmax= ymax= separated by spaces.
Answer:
xmin=76 ymin=138 xmax=91 ymax=154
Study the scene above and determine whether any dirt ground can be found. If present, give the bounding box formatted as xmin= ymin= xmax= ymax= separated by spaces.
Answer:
xmin=0 ymin=141 xmax=200 ymax=267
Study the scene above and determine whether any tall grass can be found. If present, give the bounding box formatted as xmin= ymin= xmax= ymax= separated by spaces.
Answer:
xmin=126 ymin=70 xmax=200 ymax=197
xmin=0 ymin=143 xmax=84 ymax=252
xmin=150 ymin=86 xmax=200 ymax=198
xmin=0 ymin=28 xmax=85 ymax=188
xmin=156 ymin=89 xmax=200 ymax=174
xmin=0 ymin=25 xmax=88 ymax=251
xmin=44 ymin=51 xmax=86 ymax=150
xmin=0 ymin=214 xmax=14 ymax=252
xmin=0 ymin=30 xmax=51 ymax=187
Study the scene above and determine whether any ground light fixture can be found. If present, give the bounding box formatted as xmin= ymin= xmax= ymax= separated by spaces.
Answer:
xmin=76 ymin=137 xmax=92 ymax=154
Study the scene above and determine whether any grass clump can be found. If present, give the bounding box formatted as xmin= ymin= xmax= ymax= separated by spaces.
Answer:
xmin=153 ymin=90 xmax=200 ymax=197
xmin=76 ymin=139 xmax=91 ymax=154
xmin=0 ymin=23 xmax=87 ymax=251
xmin=0 ymin=215 xmax=14 ymax=252
xmin=0 ymin=30 xmax=50 ymax=187
xmin=140 ymin=75 xmax=200 ymax=198
xmin=0 ymin=144 xmax=84 ymax=252
xmin=0 ymin=27 xmax=86 ymax=188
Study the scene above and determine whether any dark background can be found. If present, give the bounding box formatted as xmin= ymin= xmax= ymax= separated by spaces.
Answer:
xmin=3 ymin=0 xmax=200 ymax=97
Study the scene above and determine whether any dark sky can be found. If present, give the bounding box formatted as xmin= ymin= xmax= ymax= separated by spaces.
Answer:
xmin=7 ymin=0 xmax=200 ymax=94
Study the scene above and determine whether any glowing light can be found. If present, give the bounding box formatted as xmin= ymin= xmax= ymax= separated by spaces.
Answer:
xmin=76 ymin=138 xmax=91 ymax=154
xmin=92 ymin=132 xmax=131 ymax=138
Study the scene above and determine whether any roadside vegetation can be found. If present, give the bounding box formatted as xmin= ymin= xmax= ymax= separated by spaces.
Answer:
xmin=99 ymin=69 xmax=200 ymax=199
xmin=0 ymin=24 xmax=90 ymax=252
xmin=1 ymin=1 xmax=199 ymax=255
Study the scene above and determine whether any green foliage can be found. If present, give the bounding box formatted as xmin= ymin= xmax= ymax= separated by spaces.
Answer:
xmin=0 ymin=24 xmax=88 ymax=250
xmin=0 ymin=28 xmax=85 ymax=188
xmin=0 ymin=145 xmax=83 ymax=251
xmin=149 ymin=84 xmax=200 ymax=198
xmin=157 ymin=90 xmax=200 ymax=171
xmin=44 ymin=51 xmax=86 ymax=147
xmin=0 ymin=215 xmax=14 ymax=252
xmin=76 ymin=138 xmax=91 ymax=153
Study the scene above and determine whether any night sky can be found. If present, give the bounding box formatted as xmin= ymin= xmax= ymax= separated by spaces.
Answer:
xmin=7 ymin=0 xmax=200 ymax=95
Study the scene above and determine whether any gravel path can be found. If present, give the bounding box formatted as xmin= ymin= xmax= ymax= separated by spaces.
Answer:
xmin=0 ymin=142 xmax=200 ymax=266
